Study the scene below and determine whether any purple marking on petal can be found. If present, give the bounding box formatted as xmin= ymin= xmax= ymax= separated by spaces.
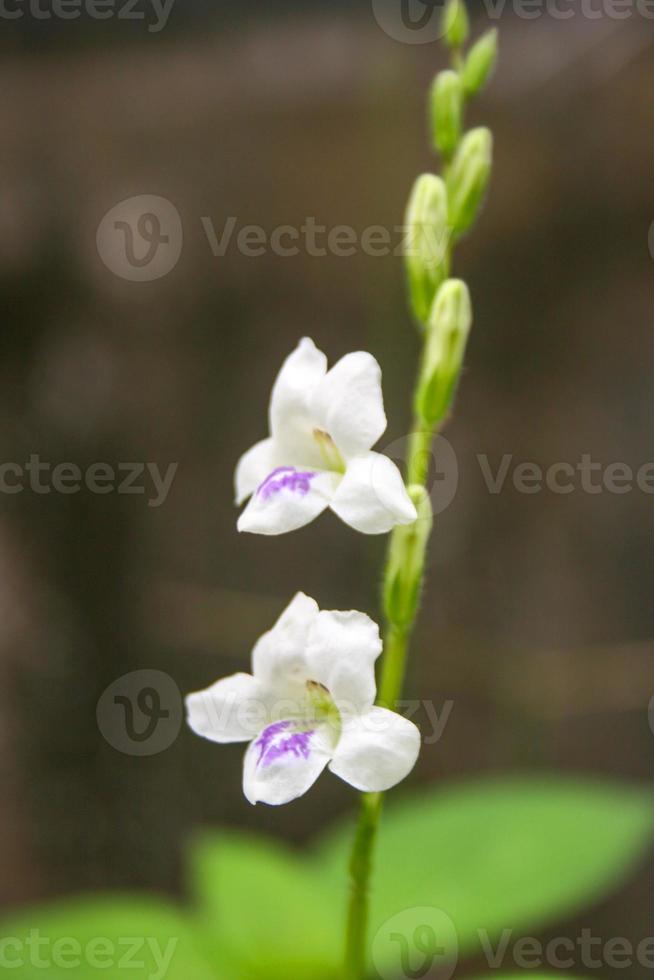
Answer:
xmin=257 ymin=466 xmax=317 ymax=501
xmin=254 ymin=721 xmax=314 ymax=769
xmin=255 ymin=721 xmax=290 ymax=764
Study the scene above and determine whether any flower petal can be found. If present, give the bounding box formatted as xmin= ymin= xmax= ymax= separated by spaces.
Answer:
xmin=243 ymin=721 xmax=333 ymax=805
xmin=237 ymin=467 xmax=339 ymax=535
xmin=252 ymin=592 xmax=319 ymax=693
xmin=186 ymin=673 xmax=268 ymax=744
xmin=234 ymin=437 xmax=279 ymax=505
xmin=305 ymin=610 xmax=382 ymax=714
xmin=309 ymin=351 xmax=387 ymax=458
xmin=329 ymin=707 xmax=421 ymax=792
xmin=330 ymin=452 xmax=417 ymax=534
xmin=269 ymin=337 xmax=328 ymax=465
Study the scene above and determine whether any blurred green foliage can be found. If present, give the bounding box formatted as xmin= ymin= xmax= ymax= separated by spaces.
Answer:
xmin=1 ymin=776 xmax=652 ymax=980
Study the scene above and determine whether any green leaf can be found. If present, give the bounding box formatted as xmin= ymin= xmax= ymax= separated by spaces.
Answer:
xmin=189 ymin=830 xmax=340 ymax=980
xmin=0 ymin=896 xmax=225 ymax=980
xmin=315 ymin=776 xmax=654 ymax=973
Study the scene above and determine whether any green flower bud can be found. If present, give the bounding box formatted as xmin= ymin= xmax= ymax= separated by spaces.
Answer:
xmin=404 ymin=174 xmax=449 ymax=326
xmin=429 ymin=70 xmax=463 ymax=160
xmin=446 ymin=127 xmax=493 ymax=238
xmin=441 ymin=0 xmax=469 ymax=49
xmin=462 ymin=29 xmax=498 ymax=97
xmin=415 ymin=279 xmax=472 ymax=427
xmin=383 ymin=485 xmax=433 ymax=629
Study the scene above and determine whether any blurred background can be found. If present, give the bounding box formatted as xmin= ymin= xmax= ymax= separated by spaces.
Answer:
xmin=1 ymin=1 xmax=653 ymax=976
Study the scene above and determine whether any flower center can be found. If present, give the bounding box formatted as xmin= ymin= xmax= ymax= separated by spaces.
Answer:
xmin=313 ymin=429 xmax=346 ymax=474
xmin=305 ymin=679 xmax=342 ymax=736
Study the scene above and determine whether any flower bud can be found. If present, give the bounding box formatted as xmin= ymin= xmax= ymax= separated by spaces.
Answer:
xmin=403 ymin=174 xmax=449 ymax=326
xmin=429 ymin=70 xmax=463 ymax=160
xmin=441 ymin=0 xmax=469 ymax=49
xmin=415 ymin=279 xmax=472 ymax=427
xmin=383 ymin=485 xmax=433 ymax=629
xmin=462 ymin=29 xmax=498 ymax=97
xmin=446 ymin=127 xmax=493 ymax=238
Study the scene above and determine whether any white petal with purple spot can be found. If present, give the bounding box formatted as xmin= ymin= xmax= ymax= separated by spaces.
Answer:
xmin=185 ymin=594 xmax=422 ymax=806
xmin=243 ymin=720 xmax=334 ymax=806
xmin=234 ymin=437 xmax=280 ymax=506
xmin=237 ymin=467 xmax=339 ymax=536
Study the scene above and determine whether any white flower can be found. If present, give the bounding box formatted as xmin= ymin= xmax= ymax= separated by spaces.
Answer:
xmin=235 ymin=337 xmax=417 ymax=535
xmin=185 ymin=593 xmax=421 ymax=806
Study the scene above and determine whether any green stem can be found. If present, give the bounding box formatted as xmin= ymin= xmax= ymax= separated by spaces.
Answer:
xmin=378 ymin=623 xmax=410 ymax=709
xmin=343 ymin=39 xmax=467 ymax=978
xmin=344 ymin=791 xmax=383 ymax=980
xmin=343 ymin=414 xmax=435 ymax=979
xmin=407 ymin=424 xmax=433 ymax=487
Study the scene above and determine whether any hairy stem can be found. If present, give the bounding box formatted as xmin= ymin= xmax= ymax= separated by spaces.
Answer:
xmin=343 ymin=413 xmax=435 ymax=979
xmin=342 ymin=11 xmax=494 ymax=969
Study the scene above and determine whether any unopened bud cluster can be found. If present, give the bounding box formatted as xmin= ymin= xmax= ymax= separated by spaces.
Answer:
xmin=405 ymin=0 xmax=496 ymax=331
xmin=403 ymin=0 xmax=496 ymax=438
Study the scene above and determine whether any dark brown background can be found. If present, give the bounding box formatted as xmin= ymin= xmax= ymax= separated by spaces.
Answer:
xmin=0 ymin=4 xmax=653 ymax=976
